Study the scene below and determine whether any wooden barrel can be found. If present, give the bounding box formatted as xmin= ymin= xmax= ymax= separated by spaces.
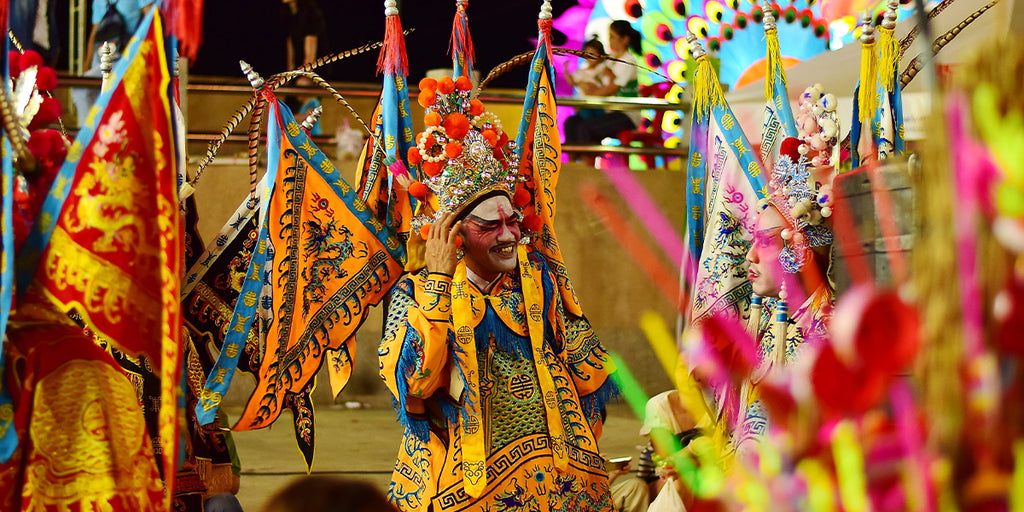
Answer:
xmin=830 ymin=157 xmax=915 ymax=294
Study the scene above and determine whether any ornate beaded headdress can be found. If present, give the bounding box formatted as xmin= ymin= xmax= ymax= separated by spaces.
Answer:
xmin=403 ymin=75 xmax=523 ymax=221
xmin=765 ymin=84 xmax=839 ymax=273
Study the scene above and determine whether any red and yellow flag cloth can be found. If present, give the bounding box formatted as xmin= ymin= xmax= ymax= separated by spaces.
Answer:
xmin=196 ymin=94 xmax=404 ymax=462
xmin=0 ymin=324 xmax=166 ymax=512
xmin=11 ymin=7 xmax=180 ymax=505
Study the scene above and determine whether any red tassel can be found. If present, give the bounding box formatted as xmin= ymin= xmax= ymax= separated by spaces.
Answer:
xmin=0 ymin=2 xmax=8 ymax=38
xmin=166 ymin=0 xmax=204 ymax=61
xmin=449 ymin=5 xmax=475 ymax=77
xmin=538 ymin=18 xmax=553 ymax=61
xmin=377 ymin=14 xmax=409 ymax=77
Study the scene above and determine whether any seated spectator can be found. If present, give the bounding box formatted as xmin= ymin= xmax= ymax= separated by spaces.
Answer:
xmin=607 ymin=454 xmax=649 ymax=512
xmin=603 ymin=408 xmax=650 ymax=512
xmin=638 ymin=390 xmax=702 ymax=511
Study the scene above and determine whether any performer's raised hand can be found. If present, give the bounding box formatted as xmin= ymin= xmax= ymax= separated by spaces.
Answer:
xmin=425 ymin=212 xmax=462 ymax=276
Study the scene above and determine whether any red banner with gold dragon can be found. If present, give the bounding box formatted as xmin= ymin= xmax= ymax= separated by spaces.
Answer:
xmin=16 ymin=8 xmax=181 ymax=500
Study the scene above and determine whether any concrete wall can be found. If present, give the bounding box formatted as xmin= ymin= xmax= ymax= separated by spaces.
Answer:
xmin=186 ymin=83 xmax=682 ymax=407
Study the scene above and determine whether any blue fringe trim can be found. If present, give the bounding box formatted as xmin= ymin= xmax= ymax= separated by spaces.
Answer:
xmin=394 ymin=328 xmax=430 ymax=443
xmin=477 ymin=307 xmax=532 ymax=360
xmin=581 ymin=377 xmax=620 ymax=424
xmin=440 ymin=397 xmax=460 ymax=426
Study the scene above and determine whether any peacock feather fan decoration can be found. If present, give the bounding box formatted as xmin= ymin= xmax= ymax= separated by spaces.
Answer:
xmin=556 ymin=0 xmax=928 ymax=93
xmin=685 ymin=0 xmax=830 ymax=90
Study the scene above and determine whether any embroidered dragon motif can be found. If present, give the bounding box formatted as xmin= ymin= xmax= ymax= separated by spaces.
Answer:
xmin=493 ymin=478 xmax=540 ymax=512
xmin=300 ymin=215 xmax=368 ymax=315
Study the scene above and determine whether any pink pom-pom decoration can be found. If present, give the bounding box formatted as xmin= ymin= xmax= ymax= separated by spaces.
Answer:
xmin=385 ymin=155 xmax=410 ymax=179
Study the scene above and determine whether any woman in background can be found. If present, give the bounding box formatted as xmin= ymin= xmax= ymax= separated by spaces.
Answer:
xmin=563 ymin=20 xmax=642 ymax=151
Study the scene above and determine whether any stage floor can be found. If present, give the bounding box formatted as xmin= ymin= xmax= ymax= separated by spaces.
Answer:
xmin=228 ymin=399 xmax=645 ymax=510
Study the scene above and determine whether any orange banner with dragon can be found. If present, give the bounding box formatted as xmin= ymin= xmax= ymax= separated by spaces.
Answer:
xmin=233 ymin=99 xmax=403 ymax=444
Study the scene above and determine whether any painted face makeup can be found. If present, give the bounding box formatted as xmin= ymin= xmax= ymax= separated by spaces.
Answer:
xmin=745 ymin=206 xmax=787 ymax=298
xmin=461 ymin=195 xmax=521 ymax=282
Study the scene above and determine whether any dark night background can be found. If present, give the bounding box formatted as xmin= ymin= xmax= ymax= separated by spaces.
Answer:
xmin=42 ymin=1 xmax=581 ymax=88
xmin=189 ymin=0 xmax=580 ymax=88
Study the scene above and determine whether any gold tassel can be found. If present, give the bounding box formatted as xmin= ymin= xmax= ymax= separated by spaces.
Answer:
xmin=747 ymin=295 xmax=763 ymax=336
xmin=858 ymin=39 xmax=878 ymax=123
xmin=772 ymin=299 xmax=788 ymax=366
xmin=877 ymin=25 xmax=901 ymax=93
xmin=692 ymin=55 xmax=727 ymax=121
xmin=764 ymin=27 xmax=785 ymax=104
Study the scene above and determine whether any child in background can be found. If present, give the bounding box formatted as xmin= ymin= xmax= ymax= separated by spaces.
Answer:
xmin=563 ymin=37 xmax=614 ymax=120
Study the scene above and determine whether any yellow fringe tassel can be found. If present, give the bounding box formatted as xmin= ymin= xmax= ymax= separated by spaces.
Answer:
xmin=877 ymin=25 xmax=901 ymax=93
xmin=1012 ymin=440 xmax=1024 ymax=511
xmin=764 ymin=27 xmax=785 ymax=103
xmin=858 ymin=40 xmax=878 ymax=123
xmin=692 ymin=55 xmax=727 ymax=121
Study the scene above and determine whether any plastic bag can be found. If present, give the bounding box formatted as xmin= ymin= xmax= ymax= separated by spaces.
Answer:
xmin=648 ymin=477 xmax=687 ymax=512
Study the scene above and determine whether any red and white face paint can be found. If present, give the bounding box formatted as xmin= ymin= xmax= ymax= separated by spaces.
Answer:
xmin=460 ymin=195 xmax=521 ymax=282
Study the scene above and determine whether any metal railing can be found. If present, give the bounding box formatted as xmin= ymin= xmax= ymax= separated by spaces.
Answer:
xmin=57 ymin=75 xmax=691 ymax=161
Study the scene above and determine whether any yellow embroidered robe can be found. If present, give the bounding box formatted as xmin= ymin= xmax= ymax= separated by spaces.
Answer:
xmin=379 ymin=250 xmax=616 ymax=512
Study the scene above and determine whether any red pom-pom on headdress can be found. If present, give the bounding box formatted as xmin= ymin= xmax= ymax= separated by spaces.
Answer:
xmin=407 ymin=146 xmax=423 ymax=165
xmin=27 ymin=129 xmax=67 ymax=172
xmin=20 ymin=50 xmax=42 ymax=69
xmin=423 ymin=161 xmax=445 ymax=177
xmin=425 ymin=112 xmax=442 ymax=126
xmin=419 ymin=77 xmax=438 ymax=91
xmin=444 ymin=142 xmax=463 ymax=158
xmin=455 ymin=75 xmax=473 ymax=92
xmin=522 ymin=214 xmax=543 ymax=233
xmin=780 ymin=136 xmax=802 ymax=163
xmin=468 ymin=99 xmax=484 ymax=116
xmin=27 ymin=130 xmax=54 ymax=160
xmin=36 ymin=66 xmax=58 ymax=91
xmin=422 ymin=133 xmax=437 ymax=149
xmin=45 ymin=130 xmax=68 ymax=162
xmin=437 ymin=76 xmax=455 ymax=95
xmin=418 ymin=90 xmax=437 ymax=108
xmin=409 ymin=181 xmax=429 ymax=200
xmin=443 ymin=113 xmax=470 ymax=140
xmin=513 ymin=188 xmax=532 ymax=208
xmin=481 ymin=129 xmax=497 ymax=147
